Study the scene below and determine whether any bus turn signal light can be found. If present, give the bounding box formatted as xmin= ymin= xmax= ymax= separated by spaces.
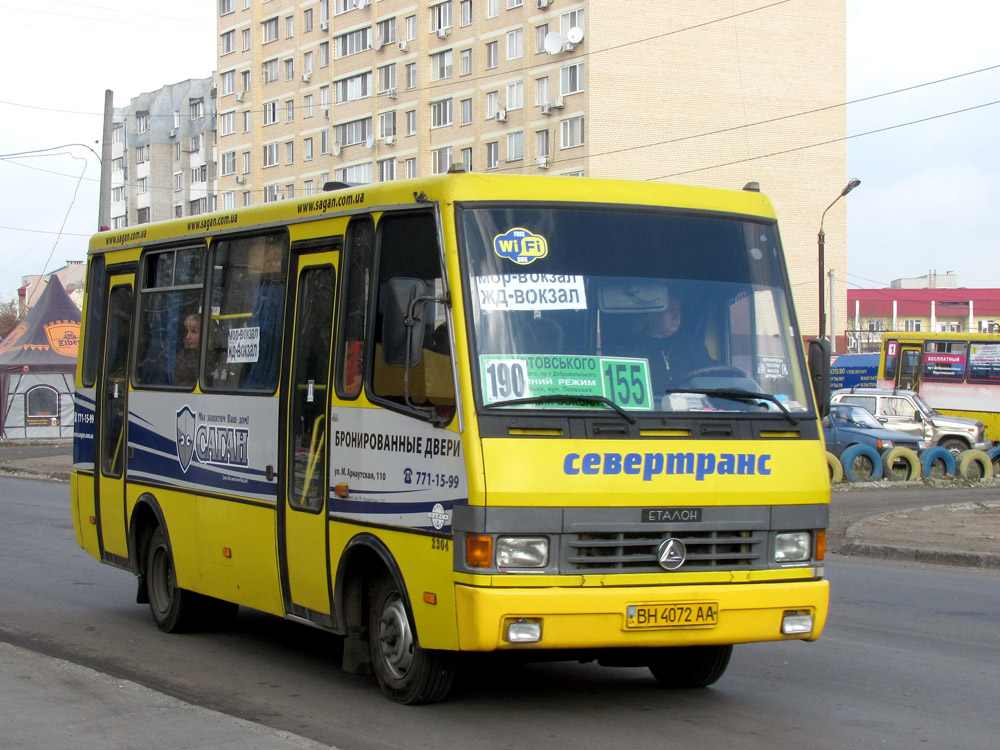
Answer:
xmin=465 ymin=535 xmax=493 ymax=568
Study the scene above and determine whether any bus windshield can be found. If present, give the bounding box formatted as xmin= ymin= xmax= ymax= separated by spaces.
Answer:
xmin=459 ymin=204 xmax=812 ymax=415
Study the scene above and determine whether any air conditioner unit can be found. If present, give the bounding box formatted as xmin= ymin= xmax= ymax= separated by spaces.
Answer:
xmin=323 ymin=109 xmax=330 ymax=119
xmin=302 ymin=74 xmax=311 ymax=83
xmin=358 ymin=0 xmax=370 ymax=7
xmin=320 ymin=21 xmax=329 ymax=30
xmin=235 ymin=175 xmax=245 ymax=184
xmin=536 ymin=156 xmax=550 ymax=169
xmin=536 ymin=0 xmax=550 ymax=8
xmin=387 ymin=88 xmax=398 ymax=99
xmin=384 ymin=135 xmax=395 ymax=146
xmin=551 ymin=96 xmax=564 ymax=108
xmin=563 ymin=41 xmax=576 ymax=52
xmin=168 ymin=129 xmax=177 ymax=137
xmin=398 ymin=40 xmax=408 ymax=52
xmin=494 ymin=108 xmax=507 ymax=122
xmin=235 ymin=92 xmax=244 ymax=102
xmin=436 ymin=27 xmax=450 ymax=39
xmin=540 ymin=102 xmax=551 ymax=115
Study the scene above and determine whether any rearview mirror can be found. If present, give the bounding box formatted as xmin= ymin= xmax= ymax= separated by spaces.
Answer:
xmin=807 ymin=339 xmax=830 ymax=418
xmin=381 ymin=278 xmax=432 ymax=367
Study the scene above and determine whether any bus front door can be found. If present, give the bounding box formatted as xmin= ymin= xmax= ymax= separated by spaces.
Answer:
xmin=897 ymin=344 xmax=922 ymax=390
xmin=280 ymin=254 xmax=337 ymax=623
xmin=96 ymin=280 xmax=134 ymax=565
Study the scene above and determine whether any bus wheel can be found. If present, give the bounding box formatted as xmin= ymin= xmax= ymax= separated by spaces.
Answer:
xmin=648 ymin=645 xmax=733 ymax=688
xmin=840 ymin=444 xmax=883 ymax=482
xmin=958 ymin=450 xmax=994 ymax=481
xmin=368 ymin=575 xmax=456 ymax=704
xmin=147 ymin=526 xmax=198 ymax=633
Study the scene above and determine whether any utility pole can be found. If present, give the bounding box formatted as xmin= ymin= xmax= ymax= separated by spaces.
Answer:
xmin=99 ymin=89 xmax=114 ymax=231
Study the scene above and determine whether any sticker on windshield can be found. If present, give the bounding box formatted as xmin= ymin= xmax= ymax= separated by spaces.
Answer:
xmin=480 ymin=355 xmax=653 ymax=410
xmin=493 ymin=228 xmax=548 ymax=265
xmin=476 ymin=274 xmax=586 ymax=311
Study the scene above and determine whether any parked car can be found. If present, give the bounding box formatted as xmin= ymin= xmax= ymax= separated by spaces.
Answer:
xmin=831 ymin=387 xmax=989 ymax=457
xmin=823 ymin=403 xmax=925 ymax=481
xmin=824 ymin=403 xmax=924 ymax=457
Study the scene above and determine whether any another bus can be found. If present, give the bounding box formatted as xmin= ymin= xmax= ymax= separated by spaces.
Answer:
xmin=879 ymin=331 xmax=1000 ymax=440
xmin=71 ymin=173 xmax=830 ymax=704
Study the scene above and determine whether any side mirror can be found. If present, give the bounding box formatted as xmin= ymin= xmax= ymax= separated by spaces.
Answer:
xmin=381 ymin=278 xmax=432 ymax=367
xmin=807 ymin=339 xmax=831 ymax=418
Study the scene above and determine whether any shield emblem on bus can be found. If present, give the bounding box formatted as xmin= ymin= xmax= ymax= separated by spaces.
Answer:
xmin=176 ymin=406 xmax=196 ymax=473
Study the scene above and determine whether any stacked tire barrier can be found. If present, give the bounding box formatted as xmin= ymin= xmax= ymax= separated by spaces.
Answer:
xmin=827 ymin=446 xmax=996 ymax=483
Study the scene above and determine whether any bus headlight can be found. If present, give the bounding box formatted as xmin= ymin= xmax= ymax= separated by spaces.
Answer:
xmin=496 ymin=536 xmax=549 ymax=568
xmin=774 ymin=532 xmax=811 ymax=563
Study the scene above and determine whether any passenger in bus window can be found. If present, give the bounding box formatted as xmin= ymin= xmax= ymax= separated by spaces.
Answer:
xmin=630 ymin=300 xmax=713 ymax=393
xmin=174 ymin=313 xmax=201 ymax=386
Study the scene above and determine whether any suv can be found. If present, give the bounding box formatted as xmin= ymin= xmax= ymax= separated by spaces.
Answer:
xmin=831 ymin=387 xmax=990 ymax=457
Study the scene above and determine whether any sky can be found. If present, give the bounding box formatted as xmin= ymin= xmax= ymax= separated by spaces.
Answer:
xmin=1 ymin=0 xmax=999 ymax=303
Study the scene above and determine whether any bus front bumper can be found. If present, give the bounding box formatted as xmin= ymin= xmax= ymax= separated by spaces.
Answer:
xmin=454 ymin=578 xmax=829 ymax=652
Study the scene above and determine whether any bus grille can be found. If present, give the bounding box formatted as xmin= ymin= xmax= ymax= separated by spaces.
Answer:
xmin=564 ymin=530 xmax=764 ymax=573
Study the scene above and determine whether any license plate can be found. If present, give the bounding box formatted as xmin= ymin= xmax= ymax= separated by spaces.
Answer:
xmin=625 ymin=602 xmax=719 ymax=629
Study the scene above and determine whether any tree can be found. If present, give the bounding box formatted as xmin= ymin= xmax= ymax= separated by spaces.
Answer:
xmin=0 ymin=296 xmax=19 ymax=340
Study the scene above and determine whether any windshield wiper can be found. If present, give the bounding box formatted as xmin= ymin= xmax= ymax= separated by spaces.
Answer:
xmin=488 ymin=394 xmax=636 ymax=424
xmin=662 ymin=388 xmax=801 ymax=424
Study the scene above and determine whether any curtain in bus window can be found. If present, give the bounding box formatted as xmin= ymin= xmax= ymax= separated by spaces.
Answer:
xmin=243 ymin=280 xmax=284 ymax=389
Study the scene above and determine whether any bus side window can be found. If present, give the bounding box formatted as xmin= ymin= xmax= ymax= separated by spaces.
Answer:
xmin=371 ymin=212 xmax=455 ymax=420
xmin=336 ymin=216 xmax=374 ymax=398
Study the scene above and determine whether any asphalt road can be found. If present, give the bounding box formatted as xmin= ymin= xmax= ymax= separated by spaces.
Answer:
xmin=2 ymin=475 xmax=999 ymax=749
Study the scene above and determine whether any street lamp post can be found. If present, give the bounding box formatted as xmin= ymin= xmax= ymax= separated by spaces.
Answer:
xmin=818 ymin=178 xmax=861 ymax=342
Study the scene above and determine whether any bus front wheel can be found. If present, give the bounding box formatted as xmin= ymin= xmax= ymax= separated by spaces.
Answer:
xmin=648 ymin=644 xmax=733 ymax=688
xmin=146 ymin=526 xmax=199 ymax=633
xmin=368 ymin=574 xmax=456 ymax=704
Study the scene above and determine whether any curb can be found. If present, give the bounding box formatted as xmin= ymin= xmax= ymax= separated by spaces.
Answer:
xmin=0 ymin=465 xmax=71 ymax=482
xmin=838 ymin=540 xmax=1000 ymax=569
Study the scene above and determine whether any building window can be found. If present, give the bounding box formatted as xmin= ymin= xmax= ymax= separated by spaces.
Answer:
xmin=263 ymin=58 xmax=279 ymax=84
xmin=405 ymin=158 xmax=417 ymax=178
xmin=336 ymin=163 xmax=373 ymax=183
xmin=486 ymin=141 xmax=499 ymax=169
xmin=432 ymin=146 xmax=452 ymax=175
xmin=304 ymin=8 xmax=314 ymax=32
xmin=190 ymin=165 xmax=207 ymax=182
xmin=304 ymin=94 xmax=314 ymax=117
xmin=507 ymin=131 xmax=523 ymax=161
xmin=219 ymin=111 xmax=235 ymax=136
xmin=379 ymin=111 xmax=396 ymax=138
xmin=461 ymin=0 xmax=472 ymax=26
xmin=221 ymin=151 xmax=237 ymax=175
xmin=376 ymin=17 xmax=396 ymax=44
xmin=561 ymin=62 xmax=584 ymax=95
xmin=241 ymin=69 xmax=251 ymax=91
xmin=285 ymin=141 xmax=295 ymax=164
xmin=304 ymin=180 xmax=314 ymax=195
xmin=304 ymin=137 xmax=314 ymax=160
xmin=536 ymin=24 xmax=549 ymax=53
xmin=430 ymin=99 xmax=453 ymax=128
xmin=304 ymin=51 xmax=314 ymax=75
xmin=461 ymin=146 xmax=473 ymax=171
xmin=406 ymin=110 xmax=417 ymax=136
xmin=536 ymin=76 xmax=549 ymax=106
xmin=507 ymin=28 xmax=523 ymax=60
xmin=905 ymin=319 xmax=922 ymax=332
xmin=136 ymin=112 xmax=150 ymax=133
xmin=406 ymin=63 xmax=417 ymax=89
xmin=431 ymin=50 xmax=453 ymax=81
xmin=221 ymin=30 xmax=235 ymax=54
xmin=263 ymin=143 xmax=279 ymax=167
xmin=222 ymin=191 xmax=236 ymax=210
xmin=560 ymin=8 xmax=584 ymax=37
xmin=335 ymin=72 xmax=372 ymax=104
xmin=26 ymin=386 xmax=59 ymax=422
xmin=285 ymin=58 xmax=295 ymax=81
xmin=485 ymin=90 xmax=498 ymax=119
xmin=561 ymin=115 xmax=584 ymax=148
xmin=506 ymin=80 xmax=523 ymax=110
xmin=264 ymin=100 xmax=279 ymax=125
xmin=406 ymin=14 xmax=416 ymax=41
xmin=286 ymin=99 xmax=295 ymax=123
xmin=378 ymin=63 xmax=396 ymax=92
xmin=536 ymin=129 xmax=550 ymax=157
xmin=430 ymin=1 xmax=453 ymax=33
xmin=221 ymin=70 xmax=236 ymax=95
xmin=264 ymin=184 xmax=281 ymax=203
xmin=174 ymin=172 xmax=183 ymax=191
xmin=486 ymin=41 xmax=498 ymax=69
xmin=243 ymin=28 xmax=251 ymax=51
xmin=487 ymin=0 xmax=498 ymax=19
xmin=321 ymin=129 xmax=330 ymax=154
xmin=243 ymin=111 xmax=252 ymax=132
xmin=189 ymin=99 xmax=204 ymax=120
xmin=507 ymin=0 xmax=523 ymax=8
xmin=112 ymin=186 xmax=126 ymax=202
xmin=220 ymin=0 xmax=234 ymax=16
xmin=320 ymin=41 xmax=330 ymax=67
xmin=242 ymin=151 xmax=251 ymax=173
xmin=461 ymin=48 xmax=472 ymax=76
xmin=335 ymin=28 xmax=371 ymax=58
xmin=334 ymin=117 xmax=372 ymax=147
xmin=137 ymin=177 xmax=148 ymax=195
xmin=286 ymin=15 xmax=295 ymax=37
xmin=136 ymin=145 xmax=150 ymax=164
xmin=262 ymin=17 xmax=279 ymax=43
xmin=379 ymin=157 xmax=396 ymax=182
xmin=460 ymin=97 xmax=472 ymax=125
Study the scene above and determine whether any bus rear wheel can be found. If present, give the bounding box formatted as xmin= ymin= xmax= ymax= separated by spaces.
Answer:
xmin=648 ymin=644 xmax=733 ymax=688
xmin=147 ymin=526 xmax=199 ymax=633
xmin=368 ymin=574 xmax=456 ymax=704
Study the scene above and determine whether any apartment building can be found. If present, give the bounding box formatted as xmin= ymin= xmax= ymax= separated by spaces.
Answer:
xmin=216 ymin=0 xmax=846 ymax=336
xmin=109 ymin=77 xmax=218 ymax=228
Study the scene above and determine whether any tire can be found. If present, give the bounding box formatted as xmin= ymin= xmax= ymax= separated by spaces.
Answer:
xmin=840 ymin=444 xmax=883 ymax=482
xmin=939 ymin=438 xmax=968 ymax=459
xmin=880 ymin=446 xmax=921 ymax=481
xmin=920 ymin=446 xmax=957 ymax=479
xmin=369 ymin=574 xmax=456 ymax=704
xmin=648 ymin=645 xmax=733 ymax=688
xmin=957 ymin=449 xmax=994 ymax=481
xmin=988 ymin=445 xmax=1000 ymax=476
xmin=146 ymin=526 xmax=199 ymax=633
xmin=825 ymin=452 xmax=843 ymax=484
